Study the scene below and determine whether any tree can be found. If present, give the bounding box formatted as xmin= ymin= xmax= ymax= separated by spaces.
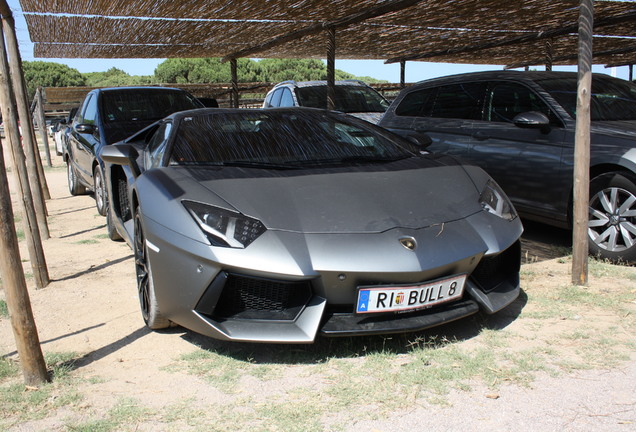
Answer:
xmin=84 ymin=68 xmax=155 ymax=87
xmin=155 ymin=58 xmax=261 ymax=83
xmin=153 ymin=58 xmax=387 ymax=84
xmin=22 ymin=61 xmax=86 ymax=99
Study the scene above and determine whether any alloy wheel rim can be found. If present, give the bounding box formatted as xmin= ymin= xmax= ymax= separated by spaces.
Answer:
xmin=588 ymin=186 xmax=636 ymax=252
xmin=95 ymin=171 xmax=104 ymax=211
xmin=134 ymin=216 xmax=150 ymax=320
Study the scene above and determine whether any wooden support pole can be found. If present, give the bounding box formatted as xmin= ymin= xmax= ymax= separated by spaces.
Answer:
xmin=400 ymin=60 xmax=406 ymax=88
xmin=230 ymin=58 xmax=239 ymax=108
xmin=28 ymin=100 xmax=51 ymax=201
xmin=630 ymin=64 xmax=633 ymax=81
xmin=572 ymin=0 xmax=593 ymax=286
xmin=0 ymin=135 xmax=49 ymax=386
xmin=0 ymin=0 xmax=49 ymax=386
xmin=3 ymin=14 xmax=49 ymax=238
xmin=545 ymin=39 xmax=553 ymax=71
xmin=326 ymin=27 xmax=336 ymax=111
xmin=0 ymin=16 xmax=49 ymax=289
xmin=35 ymin=86 xmax=52 ymax=167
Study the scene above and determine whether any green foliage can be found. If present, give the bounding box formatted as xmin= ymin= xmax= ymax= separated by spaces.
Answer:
xmin=22 ymin=61 xmax=86 ymax=99
xmin=84 ymin=68 xmax=155 ymax=87
xmin=0 ymin=299 xmax=7 ymax=318
xmin=155 ymin=58 xmax=259 ymax=83
xmin=154 ymin=58 xmax=387 ymax=84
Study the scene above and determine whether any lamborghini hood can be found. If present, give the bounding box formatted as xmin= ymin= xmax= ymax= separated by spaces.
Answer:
xmin=184 ymin=159 xmax=483 ymax=234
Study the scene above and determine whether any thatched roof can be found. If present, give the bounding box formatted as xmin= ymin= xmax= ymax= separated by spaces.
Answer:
xmin=16 ymin=0 xmax=636 ymax=67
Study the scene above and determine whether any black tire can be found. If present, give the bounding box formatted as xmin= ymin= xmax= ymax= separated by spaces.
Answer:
xmin=106 ymin=205 xmax=123 ymax=241
xmin=94 ymin=166 xmax=107 ymax=216
xmin=67 ymin=161 xmax=86 ymax=196
xmin=588 ymin=172 xmax=636 ymax=263
xmin=134 ymin=211 xmax=170 ymax=329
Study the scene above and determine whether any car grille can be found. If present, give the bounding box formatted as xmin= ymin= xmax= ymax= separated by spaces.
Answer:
xmin=470 ymin=240 xmax=521 ymax=292
xmin=211 ymin=273 xmax=312 ymax=321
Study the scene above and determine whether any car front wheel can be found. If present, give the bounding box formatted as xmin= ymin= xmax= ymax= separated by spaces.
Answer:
xmin=134 ymin=211 xmax=170 ymax=329
xmin=588 ymin=172 xmax=636 ymax=263
xmin=94 ymin=166 xmax=107 ymax=216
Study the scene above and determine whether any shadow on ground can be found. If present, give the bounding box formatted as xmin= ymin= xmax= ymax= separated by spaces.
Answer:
xmin=520 ymin=220 xmax=571 ymax=263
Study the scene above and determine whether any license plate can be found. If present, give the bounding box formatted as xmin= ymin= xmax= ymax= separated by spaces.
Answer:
xmin=356 ymin=274 xmax=466 ymax=314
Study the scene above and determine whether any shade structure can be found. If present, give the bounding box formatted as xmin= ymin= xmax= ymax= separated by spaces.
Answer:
xmin=15 ymin=0 xmax=636 ymax=68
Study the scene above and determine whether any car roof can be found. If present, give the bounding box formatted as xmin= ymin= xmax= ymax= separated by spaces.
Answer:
xmin=95 ymin=86 xmax=187 ymax=93
xmin=407 ymin=70 xmax=621 ymax=89
xmin=272 ymin=80 xmax=372 ymax=89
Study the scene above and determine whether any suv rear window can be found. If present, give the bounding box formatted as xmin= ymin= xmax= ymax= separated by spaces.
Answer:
xmin=296 ymin=85 xmax=388 ymax=113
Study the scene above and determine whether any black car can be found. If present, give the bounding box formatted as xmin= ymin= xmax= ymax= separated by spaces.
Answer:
xmin=65 ymin=87 xmax=203 ymax=215
xmin=379 ymin=71 xmax=636 ymax=262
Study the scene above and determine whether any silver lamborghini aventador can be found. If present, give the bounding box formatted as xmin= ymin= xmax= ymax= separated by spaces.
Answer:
xmin=101 ymin=107 xmax=523 ymax=343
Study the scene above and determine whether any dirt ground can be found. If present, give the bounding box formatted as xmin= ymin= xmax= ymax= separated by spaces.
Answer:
xmin=1 ymin=154 xmax=635 ymax=431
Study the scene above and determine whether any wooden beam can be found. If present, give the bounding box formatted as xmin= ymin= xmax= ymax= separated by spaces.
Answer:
xmin=326 ymin=27 xmax=336 ymax=111
xmin=221 ymin=0 xmax=424 ymax=62
xmin=0 ymin=18 xmax=49 ymax=289
xmin=572 ymin=0 xmax=593 ymax=286
xmin=230 ymin=58 xmax=238 ymax=108
xmin=3 ymin=14 xmax=50 ymax=237
xmin=385 ymin=9 xmax=636 ymax=64
xmin=0 ymin=0 xmax=49 ymax=386
xmin=506 ymin=44 xmax=636 ymax=70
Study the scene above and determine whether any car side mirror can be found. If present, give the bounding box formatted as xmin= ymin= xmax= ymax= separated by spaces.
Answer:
xmin=513 ymin=111 xmax=551 ymax=133
xmin=75 ymin=123 xmax=96 ymax=134
xmin=405 ymin=132 xmax=433 ymax=148
xmin=101 ymin=144 xmax=141 ymax=178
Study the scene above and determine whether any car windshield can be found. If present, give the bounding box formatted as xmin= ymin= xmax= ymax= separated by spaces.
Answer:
xmin=296 ymin=85 xmax=389 ymax=113
xmin=537 ymin=75 xmax=636 ymax=121
xmin=170 ymin=110 xmax=417 ymax=166
xmin=101 ymin=89 xmax=202 ymax=143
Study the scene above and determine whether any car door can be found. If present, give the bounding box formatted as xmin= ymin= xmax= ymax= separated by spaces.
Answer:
xmin=69 ymin=93 xmax=100 ymax=185
xmin=468 ymin=81 xmax=569 ymax=220
xmin=393 ymin=82 xmax=486 ymax=158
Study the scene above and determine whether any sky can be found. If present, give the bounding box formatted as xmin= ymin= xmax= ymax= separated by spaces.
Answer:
xmin=7 ymin=0 xmax=631 ymax=82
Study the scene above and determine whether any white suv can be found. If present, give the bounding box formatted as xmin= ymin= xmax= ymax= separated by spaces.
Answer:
xmin=263 ymin=80 xmax=389 ymax=124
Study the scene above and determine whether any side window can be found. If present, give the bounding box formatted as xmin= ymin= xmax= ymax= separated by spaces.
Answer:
xmin=269 ymin=89 xmax=284 ymax=107
xmin=147 ymin=123 xmax=172 ymax=168
xmin=279 ymin=88 xmax=295 ymax=107
xmin=395 ymin=87 xmax=436 ymax=117
xmin=429 ymin=82 xmax=486 ymax=120
xmin=81 ymin=94 xmax=98 ymax=125
xmin=486 ymin=82 xmax=553 ymax=123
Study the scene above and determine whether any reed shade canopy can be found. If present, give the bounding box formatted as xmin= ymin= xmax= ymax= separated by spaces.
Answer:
xmin=17 ymin=0 xmax=636 ymax=69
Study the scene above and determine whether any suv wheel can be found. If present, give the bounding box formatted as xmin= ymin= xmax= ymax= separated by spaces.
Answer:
xmin=588 ymin=171 xmax=636 ymax=263
xmin=67 ymin=161 xmax=86 ymax=196
xmin=94 ymin=166 xmax=107 ymax=216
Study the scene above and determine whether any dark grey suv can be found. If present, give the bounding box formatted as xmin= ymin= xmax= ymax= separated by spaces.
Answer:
xmin=66 ymin=87 xmax=203 ymax=215
xmin=379 ymin=71 xmax=636 ymax=262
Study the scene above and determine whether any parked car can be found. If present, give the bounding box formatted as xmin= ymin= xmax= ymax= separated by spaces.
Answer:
xmin=65 ymin=87 xmax=203 ymax=215
xmin=54 ymin=107 xmax=78 ymax=156
xmin=100 ymin=107 xmax=522 ymax=343
xmin=263 ymin=80 xmax=389 ymax=123
xmin=379 ymin=70 xmax=636 ymax=262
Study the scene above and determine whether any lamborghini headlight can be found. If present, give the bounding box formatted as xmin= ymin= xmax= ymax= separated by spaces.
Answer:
xmin=183 ymin=201 xmax=266 ymax=248
xmin=479 ymin=180 xmax=517 ymax=221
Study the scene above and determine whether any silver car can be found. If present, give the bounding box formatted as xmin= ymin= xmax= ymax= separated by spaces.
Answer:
xmin=263 ymin=80 xmax=389 ymax=124
xmin=101 ymin=108 xmax=522 ymax=343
